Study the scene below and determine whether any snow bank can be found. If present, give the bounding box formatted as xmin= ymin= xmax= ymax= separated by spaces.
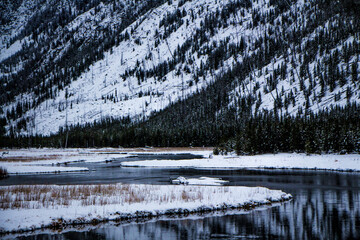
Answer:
xmin=0 ymin=148 xmax=134 ymax=174
xmin=0 ymin=183 xmax=291 ymax=233
xmin=171 ymin=176 xmax=228 ymax=186
xmin=0 ymin=148 xmax=210 ymax=174
xmin=0 ymin=163 xmax=88 ymax=174
xmin=2 ymin=149 xmax=360 ymax=174
xmin=121 ymin=153 xmax=360 ymax=172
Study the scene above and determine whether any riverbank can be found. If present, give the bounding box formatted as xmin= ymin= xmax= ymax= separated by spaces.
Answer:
xmin=122 ymin=152 xmax=360 ymax=172
xmin=0 ymin=148 xmax=208 ymax=174
xmin=0 ymin=183 xmax=291 ymax=234
xmin=1 ymin=148 xmax=360 ymax=174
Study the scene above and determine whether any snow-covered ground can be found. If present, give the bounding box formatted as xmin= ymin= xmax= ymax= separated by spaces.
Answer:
xmin=0 ymin=164 xmax=88 ymax=174
xmin=0 ymin=183 xmax=291 ymax=233
xmin=0 ymin=147 xmax=208 ymax=174
xmin=122 ymin=153 xmax=360 ymax=172
xmin=0 ymin=148 xmax=133 ymax=174
xmin=171 ymin=176 xmax=228 ymax=186
xmin=2 ymin=148 xmax=360 ymax=174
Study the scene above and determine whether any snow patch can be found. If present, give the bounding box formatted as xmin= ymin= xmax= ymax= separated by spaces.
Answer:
xmin=122 ymin=153 xmax=360 ymax=172
xmin=171 ymin=176 xmax=229 ymax=186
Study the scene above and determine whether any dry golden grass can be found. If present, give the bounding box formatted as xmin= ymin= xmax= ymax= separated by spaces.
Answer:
xmin=0 ymin=155 xmax=62 ymax=162
xmin=0 ymin=184 xmax=205 ymax=210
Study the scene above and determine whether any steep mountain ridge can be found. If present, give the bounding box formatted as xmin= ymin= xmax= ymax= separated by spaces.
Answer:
xmin=0 ymin=0 xmax=359 ymax=144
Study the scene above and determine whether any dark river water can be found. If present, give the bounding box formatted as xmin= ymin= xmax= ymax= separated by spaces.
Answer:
xmin=2 ymin=154 xmax=360 ymax=239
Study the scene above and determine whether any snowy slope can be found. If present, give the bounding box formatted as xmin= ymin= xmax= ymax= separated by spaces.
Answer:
xmin=1 ymin=0 xmax=359 ymax=136
xmin=0 ymin=0 xmax=40 ymax=56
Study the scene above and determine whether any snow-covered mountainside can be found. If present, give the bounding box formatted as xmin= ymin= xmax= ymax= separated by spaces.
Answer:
xmin=0 ymin=0 xmax=359 ymax=136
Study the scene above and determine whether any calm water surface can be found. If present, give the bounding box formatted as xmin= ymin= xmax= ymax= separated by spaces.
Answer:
xmin=2 ymin=154 xmax=360 ymax=239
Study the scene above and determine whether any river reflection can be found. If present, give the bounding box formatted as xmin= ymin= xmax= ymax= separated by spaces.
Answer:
xmin=4 ymin=156 xmax=360 ymax=239
xmin=15 ymin=190 xmax=360 ymax=240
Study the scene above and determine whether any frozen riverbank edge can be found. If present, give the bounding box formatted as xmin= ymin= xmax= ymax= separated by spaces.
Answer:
xmin=122 ymin=152 xmax=360 ymax=172
xmin=0 ymin=147 xmax=208 ymax=174
xmin=1 ymin=148 xmax=360 ymax=174
xmin=0 ymin=184 xmax=292 ymax=234
xmin=2 ymin=148 xmax=360 ymax=174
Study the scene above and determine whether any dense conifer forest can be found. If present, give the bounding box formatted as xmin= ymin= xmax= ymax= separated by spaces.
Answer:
xmin=0 ymin=0 xmax=359 ymax=154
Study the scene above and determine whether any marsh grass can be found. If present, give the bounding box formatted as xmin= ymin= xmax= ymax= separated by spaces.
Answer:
xmin=0 ymin=184 xmax=206 ymax=210
xmin=0 ymin=155 xmax=62 ymax=162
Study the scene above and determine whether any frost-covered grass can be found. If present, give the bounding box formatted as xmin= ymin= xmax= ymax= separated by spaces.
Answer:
xmin=122 ymin=153 xmax=360 ymax=172
xmin=0 ymin=184 xmax=123 ymax=210
xmin=0 ymin=183 xmax=291 ymax=233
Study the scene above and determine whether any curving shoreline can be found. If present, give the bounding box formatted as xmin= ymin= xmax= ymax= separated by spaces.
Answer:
xmin=121 ymin=153 xmax=360 ymax=172
xmin=0 ymin=183 xmax=292 ymax=234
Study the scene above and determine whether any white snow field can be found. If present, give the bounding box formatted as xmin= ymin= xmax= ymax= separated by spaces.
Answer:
xmin=0 ymin=183 xmax=292 ymax=233
xmin=0 ymin=164 xmax=88 ymax=174
xmin=122 ymin=152 xmax=360 ymax=172
xmin=171 ymin=176 xmax=229 ymax=185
